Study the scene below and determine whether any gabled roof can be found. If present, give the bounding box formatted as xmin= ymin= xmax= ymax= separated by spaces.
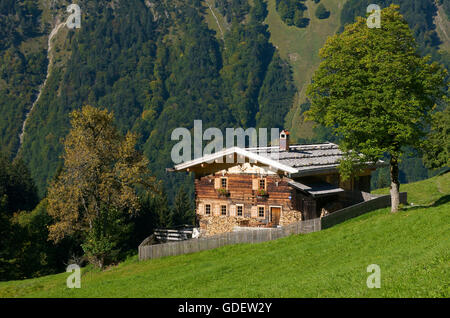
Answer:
xmin=170 ymin=143 xmax=385 ymax=177
xmin=247 ymin=143 xmax=344 ymax=173
xmin=172 ymin=146 xmax=298 ymax=174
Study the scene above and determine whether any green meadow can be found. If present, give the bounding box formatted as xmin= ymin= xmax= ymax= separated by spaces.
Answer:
xmin=1 ymin=173 xmax=448 ymax=298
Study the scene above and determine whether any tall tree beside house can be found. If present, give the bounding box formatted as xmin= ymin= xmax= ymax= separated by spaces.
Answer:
xmin=306 ymin=5 xmax=448 ymax=213
xmin=46 ymin=105 xmax=157 ymax=268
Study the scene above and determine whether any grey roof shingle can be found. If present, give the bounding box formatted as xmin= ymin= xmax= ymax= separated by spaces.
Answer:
xmin=247 ymin=143 xmax=344 ymax=171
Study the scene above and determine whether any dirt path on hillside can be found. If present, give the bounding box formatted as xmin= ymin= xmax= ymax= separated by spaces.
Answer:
xmin=205 ymin=0 xmax=224 ymax=39
xmin=17 ymin=21 xmax=66 ymax=152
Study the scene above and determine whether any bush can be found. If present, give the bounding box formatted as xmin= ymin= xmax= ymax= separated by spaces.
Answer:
xmin=81 ymin=206 xmax=132 ymax=269
xmin=295 ymin=17 xmax=310 ymax=28
xmin=315 ymin=3 xmax=330 ymax=19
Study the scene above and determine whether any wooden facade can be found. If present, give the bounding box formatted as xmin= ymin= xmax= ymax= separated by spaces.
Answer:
xmin=195 ymin=173 xmax=295 ymax=223
xmin=193 ymin=165 xmax=374 ymax=235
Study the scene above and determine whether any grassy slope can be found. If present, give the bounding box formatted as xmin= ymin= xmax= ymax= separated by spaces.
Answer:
xmin=0 ymin=173 xmax=448 ymax=298
xmin=372 ymin=170 xmax=450 ymax=206
xmin=203 ymin=0 xmax=228 ymax=39
xmin=265 ymin=0 xmax=346 ymax=142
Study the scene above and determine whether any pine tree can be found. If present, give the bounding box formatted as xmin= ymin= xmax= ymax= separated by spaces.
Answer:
xmin=155 ymin=191 xmax=173 ymax=229
xmin=172 ymin=187 xmax=194 ymax=226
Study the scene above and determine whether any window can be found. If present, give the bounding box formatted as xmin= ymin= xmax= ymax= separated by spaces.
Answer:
xmin=237 ymin=205 xmax=243 ymax=217
xmin=205 ymin=204 xmax=211 ymax=216
xmin=221 ymin=205 xmax=227 ymax=216
xmin=258 ymin=206 xmax=265 ymax=218
xmin=221 ymin=178 xmax=227 ymax=189
xmin=259 ymin=178 xmax=266 ymax=190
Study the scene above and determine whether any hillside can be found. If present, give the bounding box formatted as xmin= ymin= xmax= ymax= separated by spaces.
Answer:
xmin=266 ymin=0 xmax=347 ymax=141
xmin=1 ymin=0 xmax=448 ymax=198
xmin=1 ymin=172 xmax=448 ymax=298
xmin=0 ymin=0 xmax=446 ymax=198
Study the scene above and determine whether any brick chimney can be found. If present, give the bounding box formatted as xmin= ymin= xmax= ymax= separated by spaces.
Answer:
xmin=279 ymin=130 xmax=290 ymax=151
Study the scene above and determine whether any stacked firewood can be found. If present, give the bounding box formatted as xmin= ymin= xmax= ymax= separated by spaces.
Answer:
xmin=279 ymin=210 xmax=302 ymax=226
xmin=199 ymin=216 xmax=262 ymax=236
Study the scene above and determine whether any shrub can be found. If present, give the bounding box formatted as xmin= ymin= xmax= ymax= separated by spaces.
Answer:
xmin=315 ymin=3 xmax=330 ymax=19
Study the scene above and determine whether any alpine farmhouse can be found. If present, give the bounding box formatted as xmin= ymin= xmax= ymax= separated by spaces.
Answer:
xmin=170 ymin=130 xmax=385 ymax=236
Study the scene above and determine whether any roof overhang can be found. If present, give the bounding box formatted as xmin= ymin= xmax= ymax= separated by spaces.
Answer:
xmin=170 ymin=147 xmax=299 ymax=175
xmin=287 ymin=179 xmax=345 ymax=197
xmin=168 ymin=146 xmax=388 ymax=177
xmin=289 ymin=161 xmax=387 ymax=178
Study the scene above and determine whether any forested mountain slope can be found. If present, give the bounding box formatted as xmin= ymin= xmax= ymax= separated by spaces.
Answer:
xmin=0 ymin=0 xmax=448 ymax=197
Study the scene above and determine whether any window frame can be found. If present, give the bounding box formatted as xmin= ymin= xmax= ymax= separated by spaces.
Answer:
xmin=221 ymin=177 xmax=228 ymax=189
xmin=259 ymin=178 xmax=266 ymax=190
xmin=236 ymin=204 xmax=244 ymax=217
xmin=221 ymin=205 xmax=227 ymax=216
xmin=205 ymin=204 xmax=211 ymax=216
xmin=258 ymin=205 xmax=265 ymax=219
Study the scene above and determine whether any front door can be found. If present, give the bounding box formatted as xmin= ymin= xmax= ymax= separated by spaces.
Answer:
xmin=270 ymin=207 xmax=281 ymax=225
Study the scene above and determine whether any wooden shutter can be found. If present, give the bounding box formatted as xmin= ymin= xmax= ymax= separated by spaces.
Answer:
xmin=251 ymin=206 xmax=258 ymax=218
xmin=230 ymin=205 xmax=236 ymax=217
xmin=214 ymin=178 xmax=221 ymax=189
xmin=252 ymin=178 xmax=259 ymax=190
xmin=214 ymin=204 xmax=220 ymax=216
xmin=197 ymin=203 xmax=204 ymax=215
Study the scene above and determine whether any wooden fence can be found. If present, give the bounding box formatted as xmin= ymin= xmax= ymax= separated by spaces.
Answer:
xmin=139 ymin=218 xmax=321 ymax=261
xmin=139 ymin=193 xmax=407 ymax=261
xmin=321 ymin=192 xmax=407 ymax=229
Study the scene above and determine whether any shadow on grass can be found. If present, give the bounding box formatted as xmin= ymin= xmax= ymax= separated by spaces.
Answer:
xmin=432 ymin=194 xmax=450 ymax=207
xmin=402 ymin=194 xmax=450 ymax=212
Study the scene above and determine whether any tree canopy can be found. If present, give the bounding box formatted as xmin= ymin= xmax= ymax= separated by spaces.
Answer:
xmin=47 ymin=106 xmax=157 ymax=267
xmin=306 ymin=5 xmax=448 ymax=212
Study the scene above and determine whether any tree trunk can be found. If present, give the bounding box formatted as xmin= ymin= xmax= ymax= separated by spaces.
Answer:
xmin=390 ymin=156 xmax=400 ymax=213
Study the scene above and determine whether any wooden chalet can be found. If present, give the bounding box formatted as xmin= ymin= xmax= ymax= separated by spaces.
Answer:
xmin=170 ymin=130 xmax=385 ymax=236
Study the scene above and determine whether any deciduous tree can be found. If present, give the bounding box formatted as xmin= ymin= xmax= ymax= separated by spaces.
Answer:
xmin=47 ymin=106 xmax=157 ymax=267
xmin=306 ymin=5 xmax=448 ymax=212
